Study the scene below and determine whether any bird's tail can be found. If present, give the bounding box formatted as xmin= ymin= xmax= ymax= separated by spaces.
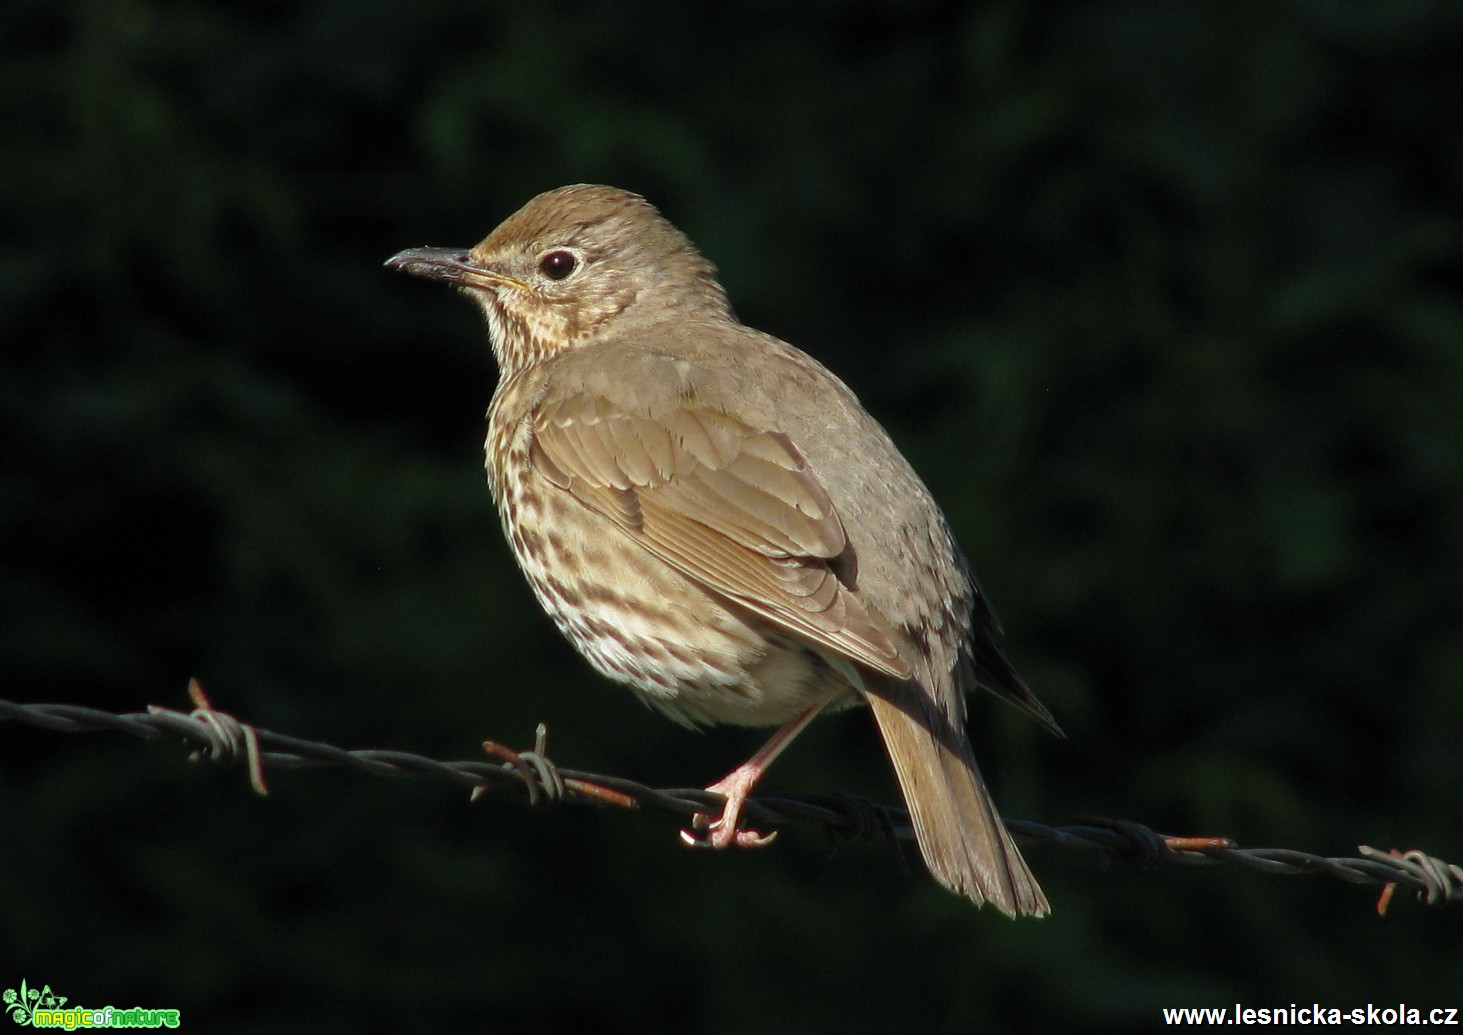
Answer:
xmin=865 ymin=679 xmax=1048 ymax=917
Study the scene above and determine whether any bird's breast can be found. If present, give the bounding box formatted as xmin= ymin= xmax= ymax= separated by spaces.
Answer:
xmin=483 ymin=406 xmax=859 ymax=728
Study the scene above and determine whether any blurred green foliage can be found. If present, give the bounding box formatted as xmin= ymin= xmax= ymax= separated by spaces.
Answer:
xmin=2 ymin=1 xmax=1460 ymax=1031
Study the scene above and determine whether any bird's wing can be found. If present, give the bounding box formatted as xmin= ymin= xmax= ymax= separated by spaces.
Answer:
xmin=529 ymin=389 xmax=912 ymax=679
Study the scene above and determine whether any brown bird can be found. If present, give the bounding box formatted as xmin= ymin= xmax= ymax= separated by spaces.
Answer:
xmin=386 ymin=185 xmax=1059 ymax=916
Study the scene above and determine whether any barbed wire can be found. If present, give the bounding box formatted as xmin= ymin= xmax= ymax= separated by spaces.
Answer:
xmin=2 ymin=689 xmax=1457 ymax=912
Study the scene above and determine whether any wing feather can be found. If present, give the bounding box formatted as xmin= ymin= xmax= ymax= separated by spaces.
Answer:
xmin=530 ymin=393 xmax=910 ymax=678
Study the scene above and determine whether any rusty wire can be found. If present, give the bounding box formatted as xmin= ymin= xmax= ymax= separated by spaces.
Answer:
xmin=1 ymin=692 xmax=1457 ymax=911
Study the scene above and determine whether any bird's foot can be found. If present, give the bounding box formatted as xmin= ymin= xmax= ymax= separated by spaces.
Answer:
xmin=678 ymin=764 xmax=778 ymax=849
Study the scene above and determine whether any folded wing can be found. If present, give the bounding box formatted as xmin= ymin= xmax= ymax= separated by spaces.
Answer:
xmin=530 ymin=390 xmax=911 ymax=679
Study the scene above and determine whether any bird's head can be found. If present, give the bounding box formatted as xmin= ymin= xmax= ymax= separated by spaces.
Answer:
xmin=386 ymin=184 xmax=730 ymax=375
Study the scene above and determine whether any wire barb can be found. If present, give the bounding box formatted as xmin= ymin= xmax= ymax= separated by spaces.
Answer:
xmin=171 ymin=677 xmax=270 ymax=795
xmin=1 ymin=694 xmax=1457 ymax=911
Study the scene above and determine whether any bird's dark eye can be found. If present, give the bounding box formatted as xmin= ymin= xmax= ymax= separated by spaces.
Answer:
xmin=538 ymin=250 xmax=577 ymax=280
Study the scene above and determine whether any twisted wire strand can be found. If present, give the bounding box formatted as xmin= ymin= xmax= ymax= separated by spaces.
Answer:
xmin=2 ymin=695 xmax=1457 ymax=910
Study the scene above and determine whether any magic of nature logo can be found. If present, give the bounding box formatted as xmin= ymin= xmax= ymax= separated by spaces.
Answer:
xmin=4 ymin=980 xmax=180 ymax=1029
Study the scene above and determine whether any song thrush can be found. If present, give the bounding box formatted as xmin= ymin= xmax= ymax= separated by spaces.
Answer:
xmin=386 ymin=185 xmax=1060 ymax=916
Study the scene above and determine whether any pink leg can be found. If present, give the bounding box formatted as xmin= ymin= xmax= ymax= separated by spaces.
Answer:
xmin=680 ymin=703 xmax=826 ymax=850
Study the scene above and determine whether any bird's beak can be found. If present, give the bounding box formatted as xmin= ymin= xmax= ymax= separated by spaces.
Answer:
xmin=383 ymin=247 xmax=527 ymax=292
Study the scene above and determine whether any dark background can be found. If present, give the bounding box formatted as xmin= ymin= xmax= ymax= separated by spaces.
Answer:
xmin=2 ymin=1 xmax=1460 ymax=1030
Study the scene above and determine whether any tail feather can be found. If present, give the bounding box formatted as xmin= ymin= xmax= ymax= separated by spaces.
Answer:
xmin=865 ymin=680 xmax=1048 ymax=917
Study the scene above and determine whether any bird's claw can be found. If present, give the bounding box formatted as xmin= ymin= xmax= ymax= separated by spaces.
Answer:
xmin=678 ymin=821 xmax=778 ymax=850
xmin=677 ymin=758 xmax=783 ymax=850
xmin=729 ymin=827 xmax=778 ymax=848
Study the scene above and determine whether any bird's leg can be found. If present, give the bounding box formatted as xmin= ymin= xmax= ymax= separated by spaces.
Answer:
xmin=680 ymin=702 xmax=827 ymax=850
